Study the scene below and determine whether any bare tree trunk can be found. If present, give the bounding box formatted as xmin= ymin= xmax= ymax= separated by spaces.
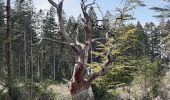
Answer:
xmin=40 ymin=50 xmax=44 ymax=81
xmin=24 ymin=32 xmax=27 ymax=80
xmin=50 ymin=42 xmax=53 ymax=79
xmin=19 ymin=56 xmax=21 ymax=79
xmin=5 ymin=0 xmax=13 ymax=99
xmin=30 ymin=33 xmax=33 ymax=100
xmin=53 ymin=55 xmax=56 ymax=81
xmin=37 ymin=54 xmax=40 ymax=79
xmin=68 ymin=59 xmax=97 ymax=100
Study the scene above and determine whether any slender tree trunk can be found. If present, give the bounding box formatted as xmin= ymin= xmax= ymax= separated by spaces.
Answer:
xmin=37 ymin=54 xmax=40 ymax=80
xmin=19 ymin=56 xmax=21 ymax=79
xmin=6 ymin=0 xmax=13 ymax=99
xmin=53 ymin=55 xmax=56 ymax=81
xmin=50 ymin=42 xmax=53 ymax=79
xmin=30 ymin=33 xmax=33 ymax=100
xmin=40 ymin=50 xmax=44 ymax=81
xmin=24 ymin=32 xmax=27 ymax=80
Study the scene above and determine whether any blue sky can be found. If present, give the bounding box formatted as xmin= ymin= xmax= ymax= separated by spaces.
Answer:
xmin=10 ymin=0 xmax=168 ymax=25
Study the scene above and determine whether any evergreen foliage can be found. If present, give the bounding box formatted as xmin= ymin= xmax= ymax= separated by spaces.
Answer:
xmin=0 ymin=0 xmax=169 ymax=99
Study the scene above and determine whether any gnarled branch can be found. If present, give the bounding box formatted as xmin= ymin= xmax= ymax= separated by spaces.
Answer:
xmin=40 ymin=37 xmax=70 ymax=46
xmin=86 ymin=51 xmax=112 ymax=87
xmin=48 ymin=0 xmax=59 ymax=8
xmin=92 ymin=37 xmax=106 ymax=42
xmin=48 ymin=0 xmax=72 ymax=43
xmin=48 ymin=0 xmax=82 ymax=55
xmin=39 ymin=37 xmax=81 ymax=55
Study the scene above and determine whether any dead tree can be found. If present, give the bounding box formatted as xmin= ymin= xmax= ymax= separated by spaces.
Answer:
xmin=47 ymin=0 xmax=112 ymax=99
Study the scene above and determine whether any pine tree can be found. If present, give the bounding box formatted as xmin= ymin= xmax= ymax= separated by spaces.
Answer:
xmin=12 ymin=0 xmax=37 ymax=79
xmin=163 ymin=20 xmax=170 ymax=55
xmin=144 ymin=22 xmax=161 ymax=59
xmin=66 ymin=16 xmax=77 ymax=38
xmin=135 ymin=21 xmax=149 ymax=57
xmin=103 ymin=11 xmax=114 ymax=29
xmin=43 ymin=6 xmax=58 ymax=39
xmin=76 ymin=14 xmax=85 ymax=43
xmin=42 ymin=6 xmax=58 ymax=80
xmin=88 ymin=7 xmax=100 ymax=38
xmin=36 ymin=9 xmax=44 ymax=36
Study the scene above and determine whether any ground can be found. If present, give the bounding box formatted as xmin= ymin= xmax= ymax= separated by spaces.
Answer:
xmin=157 ymin=62 xmax=170 ymax=100
xmin=48 ymin=84 xmax=72 ymax=100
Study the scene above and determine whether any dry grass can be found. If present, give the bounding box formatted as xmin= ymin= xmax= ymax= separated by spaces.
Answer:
xmin=48 ymin=84 xmax=72 ymax=100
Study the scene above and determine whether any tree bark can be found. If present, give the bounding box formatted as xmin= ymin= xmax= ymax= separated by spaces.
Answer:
xmin=37 ymin=54 xmax=40 ymax=80
xmin=18 ymin=56 xmax=21 ymax=79
xmin=24 ymin=31 xmax=27 ymax=80
xmin=47 ymin=0 xmax=112 ymax=99
xmin=40 ymin=50 xmax=44 ymax=81
xmin=6 ymin=0 xmax=13 ymax=99
xmin=53 ymin=55 xmax=56 ymax=80
xmin=30 ymin=33 xmax=33 ymax=100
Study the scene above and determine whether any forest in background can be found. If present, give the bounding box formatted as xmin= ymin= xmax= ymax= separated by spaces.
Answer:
xmin=0 ymin=0 xmax=170 ymax=100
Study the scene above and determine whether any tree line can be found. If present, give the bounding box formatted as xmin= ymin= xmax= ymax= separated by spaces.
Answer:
xmin=0 ymin=0 xmax=170 ymax=100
